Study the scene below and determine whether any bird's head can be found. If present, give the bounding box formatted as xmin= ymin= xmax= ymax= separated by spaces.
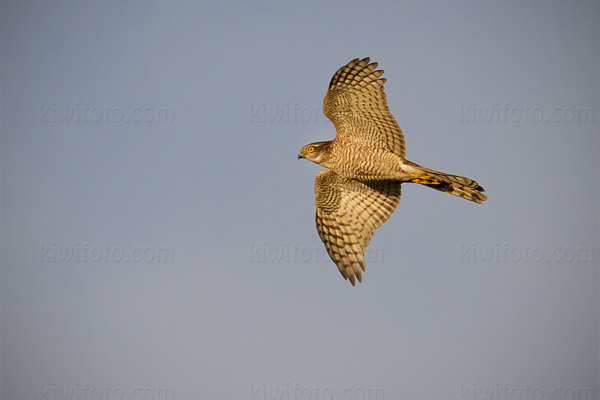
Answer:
xmin=298 ymin=141 xmax=333 ymax=167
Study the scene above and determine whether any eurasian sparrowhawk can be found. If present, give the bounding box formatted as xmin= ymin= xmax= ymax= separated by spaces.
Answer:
xmin=298 ymin=57 xmax=487 ymax=286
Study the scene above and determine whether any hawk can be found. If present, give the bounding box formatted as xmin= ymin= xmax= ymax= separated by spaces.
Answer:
xmin=298 ymin=57 xmax=487 ymax=286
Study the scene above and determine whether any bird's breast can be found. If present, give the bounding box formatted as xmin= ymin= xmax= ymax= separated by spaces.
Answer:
xmin=329 ymin=141 xmax=407 ymax=181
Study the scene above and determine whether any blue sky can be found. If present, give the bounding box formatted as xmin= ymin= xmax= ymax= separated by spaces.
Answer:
xmin=1 ymin=1 xmax=599 ymax=399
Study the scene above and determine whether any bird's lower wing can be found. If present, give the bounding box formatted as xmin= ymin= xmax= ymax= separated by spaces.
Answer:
xmin=314 ymin=170 xmax=402 ymax=286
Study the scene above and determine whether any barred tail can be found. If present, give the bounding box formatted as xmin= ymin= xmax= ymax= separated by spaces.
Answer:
xmin=403 ymin=161 xmax=487 ymax=204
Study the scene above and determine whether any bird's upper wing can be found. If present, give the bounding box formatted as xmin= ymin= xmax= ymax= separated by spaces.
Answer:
xmin=323 ymin=57 xmax=406 ymax=158
xmin=315 ymin=170 xmax=402 ymax=286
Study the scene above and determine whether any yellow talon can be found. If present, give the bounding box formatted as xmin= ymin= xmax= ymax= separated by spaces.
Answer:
xmin=410 ymin=174 xmax=440 ymax=185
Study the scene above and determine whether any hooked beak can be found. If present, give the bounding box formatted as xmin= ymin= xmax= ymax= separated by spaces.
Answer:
xmin=297 ymin=150 xmax=305 ymax=160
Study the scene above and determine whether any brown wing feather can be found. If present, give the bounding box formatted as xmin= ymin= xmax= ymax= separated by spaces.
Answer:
xmin=314 ymin=170 xmax=402 ymax=285
xmin=323 ymin=57 xmax=406 ymax=158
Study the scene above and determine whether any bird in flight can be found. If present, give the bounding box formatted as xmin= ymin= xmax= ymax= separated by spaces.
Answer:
xmin=298 ymin=57 xmax=487 ymax=286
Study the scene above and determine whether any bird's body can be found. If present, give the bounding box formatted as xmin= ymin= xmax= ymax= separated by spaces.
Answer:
xmin=326 ymin=137 xmax=410 ymax=180
xmin=298 ymin=57 xmax=487 ymax=286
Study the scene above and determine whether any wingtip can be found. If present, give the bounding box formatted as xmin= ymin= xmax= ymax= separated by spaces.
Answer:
xmin=348 ymin=274 xmax=356 ymax=286
xmin=349 ymin=266 xmax=363 ymax=286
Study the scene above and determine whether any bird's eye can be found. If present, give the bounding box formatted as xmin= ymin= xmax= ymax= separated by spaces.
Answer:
xmin=307 ymin=146 xmax=315 ymax=153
